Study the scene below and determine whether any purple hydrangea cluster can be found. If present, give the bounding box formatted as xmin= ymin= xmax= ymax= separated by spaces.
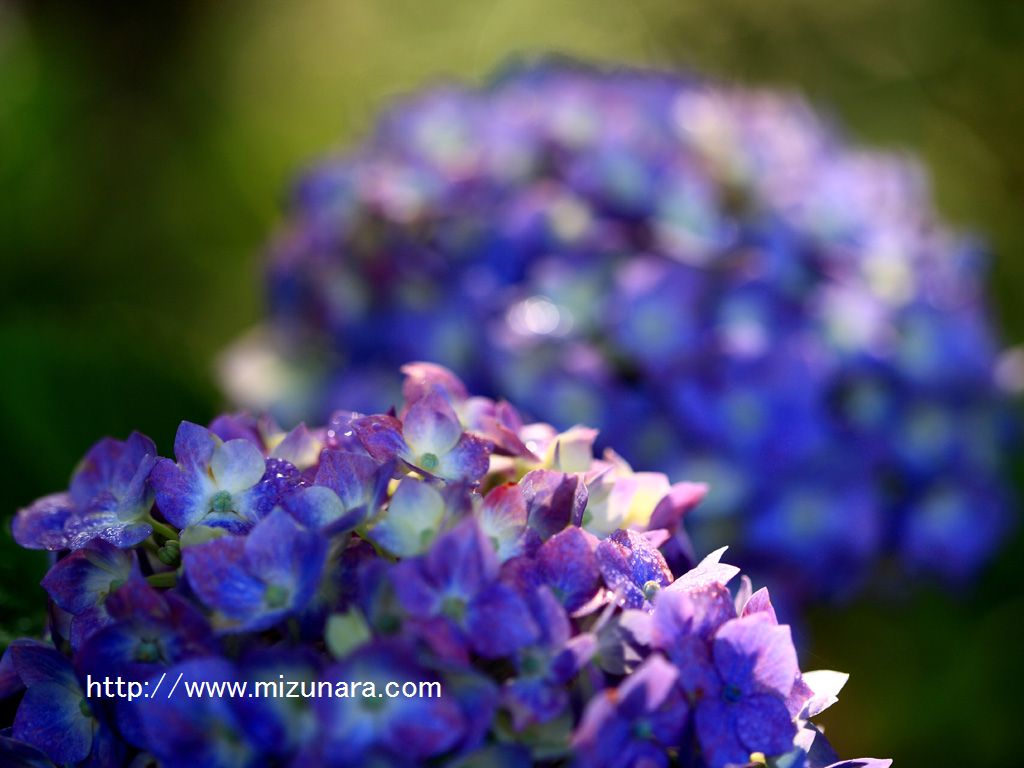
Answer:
xmin=223 ymin=58 xmax=1016 ymax=599
xmin=4 ymin=364 xmax=888 ymax=767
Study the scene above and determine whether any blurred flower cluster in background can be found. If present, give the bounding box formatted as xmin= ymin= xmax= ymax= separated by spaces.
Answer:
xmin=226 ymin=58 xmax=1015 ymax=605
xmin=2 ymin=1 xmax=1024 ymax=765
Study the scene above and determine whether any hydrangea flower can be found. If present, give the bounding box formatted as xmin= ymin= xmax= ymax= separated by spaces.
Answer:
xmin=4 ymin=364 xmax=889 ymax=766
xmin=222 ymin=57 xmax=1017 ymax=597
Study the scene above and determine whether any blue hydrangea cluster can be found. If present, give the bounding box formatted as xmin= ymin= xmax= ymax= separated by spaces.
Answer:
xmin=4 ymin=364 xmax=888 ymax=767
xmin=223 ymin=58 xmax=1016 ymax=599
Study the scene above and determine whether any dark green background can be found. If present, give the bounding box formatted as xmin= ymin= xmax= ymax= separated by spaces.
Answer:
xmin=1 ymin=2 xmax=1021 ymax=765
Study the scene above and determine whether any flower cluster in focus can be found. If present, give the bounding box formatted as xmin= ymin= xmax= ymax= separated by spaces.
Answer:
xmin=225 ymin=57 xmax=1017 ymax=599
xmin=3 ymin=364 xmax=888 ymax=767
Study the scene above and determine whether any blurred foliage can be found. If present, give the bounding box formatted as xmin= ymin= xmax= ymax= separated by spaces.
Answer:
xmin=0 ymin=1 xmax=1021 ymax=765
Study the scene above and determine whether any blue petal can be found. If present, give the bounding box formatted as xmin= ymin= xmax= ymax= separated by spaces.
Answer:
xmin=210 ymin=439 xmax=267 ymax=494
xmin=11 ymin=493 xmax=73 ymax=551
xmin=13 ymin=683 xmax=93 ymax=765
xmin=150 ymin=457 xmax=209 ymax=530
xmin=41 ymin=540 xmax=135 ymax=615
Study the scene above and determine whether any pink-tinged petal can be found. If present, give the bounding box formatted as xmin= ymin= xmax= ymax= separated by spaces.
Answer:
xmin=271 ymin=423 xmax=323 ymax=470
xmin=786 ymin=674 xmax=815 ymax=719
xmin=648 ymin=481 xmax=708 ymax=530
xmin=436 ymin=433 xmax=492 ymax=482
xmin=479 ymin=483 xmax=528 ymax=560
xmin=740 ymin=587 xmax=778 ymax=624
xmin=210 ymin=439 xmax=266 ymax=494
xmin=403 ymin=390 xmax=463 ymax=457
xmin=11 ymin=493 xmax=73 ymax=550
xmin=713 ymin=615 xmax=799 ymax=698
xmin=401 ymin=362 xmax=468 ymax=405
xmin=667 ymin=546 xmax=740 ymax=594
xmin=352 ymin=414 xmax=406 ymax=461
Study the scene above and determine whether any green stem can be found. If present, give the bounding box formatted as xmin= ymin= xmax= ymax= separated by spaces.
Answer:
xmin=146 ymin=572 xmax=177 ymax=588
xmin=141 ymin=538 xmax=160 ymax=555
xmin=147 ymin=516 xmax=179 ymax=542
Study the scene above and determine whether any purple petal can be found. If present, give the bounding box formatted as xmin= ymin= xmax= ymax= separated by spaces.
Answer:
xmin=648 ymin=481 xmax=707 ymax=530
xmin=520 ymin=470 xmax=587 ymax=540
xmin=286 ymin=485 xmax=360 ymax=532
xmin=741 ymin=587 xmax=778 ymax=624
xmin=244 ymin=509 xmax=326 ymax=600
xmin=735 ymin=693 xmax=797 ymax=757
xmin=596 ymin=529 xmax=673 ymax=609
xmin=403 ymin=389 xmax=463 ymax=456
xmin=504 ymin=677 xmax=567 ymax=728
xmin=618 ymin=653 xmax=680 ymax=714
xmin=0 ymin=734 xmax=54 ymax=767
xmin=11 ymin=493 xmax=73 ymax=550
xmin=435 ymin=432 xmax=492 ymax=482
xmin=713 ymin=614 xmax=798 ymax=698
xmin=315 ymin=450 xmax=389 ymax=511
xmin=695 ymin=699 xmax=747 ymax=768
xmin=183 ymin=535 xmax=265 ymax=627
xmin=352 ymin=414 xmax=407 ymax=461
xmin=537 ymin=527 xmax=600 ymax=611
xmin=651 ymin=582 xmax=736 ymax=647
xmin=467 ymin=582 xmax=539 ymax=658
xmin=208 ymin=412 xmax=265 ymax=446
xmin=401 ymin=361 xmax=468 ymax=404
xmin=8 ymin=640 xmax=76 ymax=689
xmin=424 ymin=517 xmax=499 ymax=595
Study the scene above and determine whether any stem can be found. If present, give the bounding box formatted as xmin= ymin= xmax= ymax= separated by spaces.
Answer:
xmin=147 ymin=517 xmax=179 ymax=542
xmin=141 ymin=538 xmax=160 ymax=555
xmin=146 ymin=572 xmax=177 ymax=588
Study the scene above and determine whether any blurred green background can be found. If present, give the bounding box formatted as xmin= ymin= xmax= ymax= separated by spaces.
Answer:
xmin=1 ymin=1 xmax=1021 ymax=765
